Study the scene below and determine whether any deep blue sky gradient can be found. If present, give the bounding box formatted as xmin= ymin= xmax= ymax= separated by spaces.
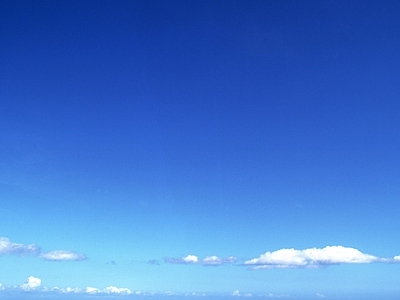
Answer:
xmin=1 ymin=0 xmax=400 ymax=297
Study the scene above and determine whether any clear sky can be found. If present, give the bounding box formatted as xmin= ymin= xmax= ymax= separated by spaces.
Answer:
xmin=1 ymin=1 xmax=400 ymax=299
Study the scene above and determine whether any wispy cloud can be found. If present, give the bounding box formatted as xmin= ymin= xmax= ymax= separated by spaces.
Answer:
xmin=147 ymin=259 xmax=160 ymax=265
xmin=244 ymin=245 xmax=389 ymax=269
xmin=165 ymin=255 xmax=237 ymax=266
xmin=40 ymin=250 xmax=87 ymax=261
xmin=0 ymin=237 xmax=87 ymax=262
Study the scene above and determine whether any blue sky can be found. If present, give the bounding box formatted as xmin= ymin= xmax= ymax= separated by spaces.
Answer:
xmin=1 ymin=0 xmax=400 ymax=299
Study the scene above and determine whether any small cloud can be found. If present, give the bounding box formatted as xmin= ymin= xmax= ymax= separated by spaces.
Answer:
xmin=148 ymin=259 xmax=160 ymax=265
xmin=231 ymin=290 xmax=241 ymax=296
xmin=58 ymin=287 xmax=82 ymax=293
xmin=231 ymin=290 xmax=254 ymax=297
xmin=316 ymin=293 xmax=325 ymax=298
xmin=185 ymin=292 xmax=207 ymax=297
xmin=104 ymin=286 xmax=132 ymax=294
xmin=244 ymin=246 xmax=380 ymax=269
xmin=55 ymin=285 xmax=132 ymax=295
xmin=86 ymin=287 xmax=100 ymax=294
xmin=0 ymin=237 xmax=40 ymax=256
xmin=184 ymin=255 xmax=199 ymax=263
xmin=21 ymin=276 xmax=41 ymax=291
xmin=165 ymin=254 xmax=237 ymax=266
xmin=263 ymin=293 xmax=290 ymax=298
xmin=164 ymin=255 xmax=198 ymax=264
xmin=202 ymin=255 xmax=237 ymax=266
xmin=40 ymin=250 xmax=87 ymax=261
xmin=165 ymin=291 xmax=177 ymax=296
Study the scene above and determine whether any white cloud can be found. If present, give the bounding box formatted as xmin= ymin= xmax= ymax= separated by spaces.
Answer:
xmin=203 ymin=255 xmax=238 ymax=265
xmin=0 ymin=237 xmax=40 ymax=255
xmin=49 ymin=285 xmax=135 ymax=295
xmin=40 ymin=250 xmax=87 ymax=261
xmin=104 ymin=286 xmax=132 ymax=294
xmin=21 ymin=276 xmax=41 ymax=291
xmin=0 ymin=237 xmax=87 ymax=262
xmin=244 ymin=246 xmax=380 ymax=269
xmin=393 ymin=255 xmax=400 ymax=261
xmin=1 ymin=278 xmax=138 ymax=296
xmin=230 ymin=291 xmax=253 ymax=297
xmin=183 ymin=255 xmax=199 ymax=263
xmin=64 ymin=287 xmax=82 ymax=293
xmin=86 ymin=286 xmax=100 ymax=294
xmin=84 ymin=286 xmax=135 ymax=295
xmin=165 ymin=291 xmax=177 ymax=296
xmin=231 ymin=290 xmax=241 ymax=296
xmin=50 ymin=286 xmax=82 ymax=293
xmin=165 ymin=254 xmax=237 ymax=266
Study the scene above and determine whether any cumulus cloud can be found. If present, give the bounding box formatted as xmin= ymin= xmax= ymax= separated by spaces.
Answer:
xmin=0 ymin=237 xmax=86 ymax=262
xmin=0 ymin=237 xmax=40 ymax=255
xmin=40 ymin=250 xmax=87 ymax=261
xmin=165 ymin=255 xmax=237 ymax=266
xmin=244 ymin=246 xmax=381 ymax=269
xmin=21 ymin=276 xmax=41 ymax=291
